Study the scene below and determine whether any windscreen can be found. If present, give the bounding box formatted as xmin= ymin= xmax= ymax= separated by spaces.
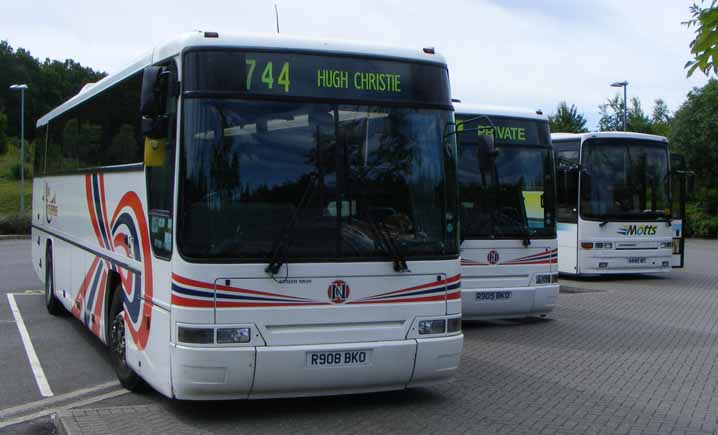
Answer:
xmin=178 ymin=50 xmax=458 ymax=262
xmin=580 ymin=138 xmax=670 ymax=221
xmin=457 ymin=115 xmax=556 ymax=239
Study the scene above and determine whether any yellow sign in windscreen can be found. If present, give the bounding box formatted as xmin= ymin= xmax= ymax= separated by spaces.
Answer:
xmin=523 ymin=191 xmax=544 ymax=228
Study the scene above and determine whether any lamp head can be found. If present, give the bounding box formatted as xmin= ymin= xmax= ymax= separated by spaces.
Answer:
xmin=9 ymin=84 xmax=28 ymax=91
xmin=610 ymin=81 xmax=628 ymax=88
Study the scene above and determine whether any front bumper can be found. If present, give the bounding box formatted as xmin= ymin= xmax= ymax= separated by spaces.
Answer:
xmin=170 ymin=334 xmax=463 ymax=400
xmin=461 ymin=285 xmax=559 ymax=320
xmin=580 ymin=249 xmax=672 ymax=275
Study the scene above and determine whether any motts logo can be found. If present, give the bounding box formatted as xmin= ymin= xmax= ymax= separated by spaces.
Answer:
xmin=617 ymin=225 xmax=657 ymax=236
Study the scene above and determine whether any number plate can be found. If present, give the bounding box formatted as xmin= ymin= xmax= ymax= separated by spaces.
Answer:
xmin=476 ymin=291 xmax=512 ymax=301
xmin=628 ymin=257 xmax=646 ymax=264
xmin=307 ymin=350 xmax=371 ymax=367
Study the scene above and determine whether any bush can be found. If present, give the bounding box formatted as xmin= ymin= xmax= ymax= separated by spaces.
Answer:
xmin=0 ymin=215 xmax=31 ymax=235
xmin=686 ymin=188 xmax=718 ymax=238
xmin=9 ymin=162 xmax=31 ymax=180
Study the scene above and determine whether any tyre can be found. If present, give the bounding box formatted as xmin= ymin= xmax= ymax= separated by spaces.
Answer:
xmin=44 ymin=247 xmax=62 ymax=315
xmin=109 ymin=288 xmax=147 ymax=392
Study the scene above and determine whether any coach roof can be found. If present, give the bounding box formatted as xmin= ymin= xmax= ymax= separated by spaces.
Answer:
xmin=453 ymin=103 xmax=547 ymax=121
xmin=551 ymin=131 xmax=668 ymax=143
xmin=37 ymin=32 xmax=448 ymax=127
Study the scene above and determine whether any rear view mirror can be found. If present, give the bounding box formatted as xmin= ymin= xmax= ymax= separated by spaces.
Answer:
xmin=140 ymin=66 xmax=170 ymax=138
xmin=477 ymin=134 xmax=497 ymax=173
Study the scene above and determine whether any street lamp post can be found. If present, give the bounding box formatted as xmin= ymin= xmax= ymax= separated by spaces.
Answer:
xmin=610 ymin=81 xmax=628 ymax=131
xmin=9 ymin=84 xmax=28 ymax=216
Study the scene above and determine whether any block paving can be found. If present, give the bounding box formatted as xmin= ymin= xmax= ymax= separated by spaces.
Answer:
xmin=58 ymin=240 xmax=718 ymax=435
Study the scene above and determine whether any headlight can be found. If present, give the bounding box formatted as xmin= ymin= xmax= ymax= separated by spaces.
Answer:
xmin=177 ymin=326 xmax=214 ymax=344
xmin=660 ymin=241 xmax=672 ymax=249
xmin=536 ymin=273 xmax=558 ymax=285
xmin=217 ymin=327 xmax=251 ymax=344
xmin=178 ymin=325 xmax=252 ymax=344
xmin=418 ymin=319 xmax=446 ymax=335
xmin=583 ymin=242 xmax=613 ymax=250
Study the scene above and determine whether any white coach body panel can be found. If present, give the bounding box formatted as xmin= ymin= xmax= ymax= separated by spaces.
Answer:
xmin=460 ymin=239 xmax=558 ymax=319
xmin=576 ymin=219 xmax=673 ymax=275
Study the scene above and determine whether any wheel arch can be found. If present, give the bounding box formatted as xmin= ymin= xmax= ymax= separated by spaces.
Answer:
xmin=104 ymin=270 xmax=123 ymax=344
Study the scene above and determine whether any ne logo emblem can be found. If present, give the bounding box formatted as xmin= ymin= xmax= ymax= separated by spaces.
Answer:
xmin=328 ymin=280 xmax=350 ymax=304
xmin=487 ymin=250 xmax=500 ymax=265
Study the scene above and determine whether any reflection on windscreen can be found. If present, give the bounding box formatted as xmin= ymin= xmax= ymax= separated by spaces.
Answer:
xmin=580 ymin=139 xmax=670 ymax=220
xmin=179 ymin=99 xmax=456 ymax=260
xmin=458 ymin=145 xmax=555 ymax=239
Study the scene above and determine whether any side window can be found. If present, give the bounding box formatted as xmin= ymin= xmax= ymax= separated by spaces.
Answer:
xmin=146 ymin=61 xmax=178 ymax=259
xmin=46 ymin=118 xmax=64 ymax=174
xmin=556 ymin=146 xmax=579 ymax=223
xmin=106 ymin=73 xmax=143 ymax=165
xmin=34 ymin=126 xmax=46 ymax=176
xmin=75 ymin=94 xmax=106 ymax=169
xmin=43 ymin=72 xmax=144 ymax=174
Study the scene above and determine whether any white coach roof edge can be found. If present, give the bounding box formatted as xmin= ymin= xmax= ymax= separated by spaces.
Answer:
xmin=453 ymin=102 xmax=547 ymax=121
xmin=551 ymin=131 xmax=668 ymax=142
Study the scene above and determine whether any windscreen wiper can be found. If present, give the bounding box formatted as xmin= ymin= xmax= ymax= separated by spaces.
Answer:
xmin=368 ymin=216 xmax=409 ymax=272
xmin=265 ymin=175 xmax=317 ymax=276
xmin=521 ymin=225 xmax=532 ymax=247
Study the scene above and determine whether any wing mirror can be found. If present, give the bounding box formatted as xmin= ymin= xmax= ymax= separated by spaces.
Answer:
xmin=140 ymin=66 xmax=171 ymax=139
xmin=477 ymin=133 xmax=497 ymax=173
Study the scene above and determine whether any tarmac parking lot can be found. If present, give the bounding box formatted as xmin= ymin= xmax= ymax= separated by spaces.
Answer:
xmin=2 ymin=239 xmax=718 ymax=435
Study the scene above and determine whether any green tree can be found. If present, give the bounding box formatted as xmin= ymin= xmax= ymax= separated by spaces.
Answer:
xmin=670 ymin=79 xmax=718 ymax=189
xmin=685 ymin=1 xmax=718 ymax=77
xmin=0 ymin=40 xmax=105 ymax=142
xmin=598 ymin=94 xmax=625 ymax=131
xmin=548 ymin=102 xmax=588 ymax=133
xmin=651 ymin=99 xmax=672 ymax=137
xmin=0 ymin=111 xmax=7 ymax=154
xmin=598 ymin=95 xmax=653 ymax=133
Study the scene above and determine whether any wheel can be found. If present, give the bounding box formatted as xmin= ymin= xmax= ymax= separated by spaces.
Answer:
xmin=45 ymin=247 xmax=62 ymax=315
xmin=109 ymin=288 xmax=147 ymax=392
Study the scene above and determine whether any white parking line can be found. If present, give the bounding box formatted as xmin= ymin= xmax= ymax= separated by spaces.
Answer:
xmin=0 ymin=380 xmax=120 ymax=421
xmin=0 ymin=388 xmax=129 ymax=429
xmin=7 ymin=293 xmax=54 ymax=397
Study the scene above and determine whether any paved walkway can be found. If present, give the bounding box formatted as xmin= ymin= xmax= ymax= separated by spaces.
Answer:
xmin=54 ymin=240 xmax=718 ymax=435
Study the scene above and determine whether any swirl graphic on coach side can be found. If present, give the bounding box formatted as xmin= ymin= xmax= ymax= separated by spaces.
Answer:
xmin=72 ymin=173 xmax=153 ymax=350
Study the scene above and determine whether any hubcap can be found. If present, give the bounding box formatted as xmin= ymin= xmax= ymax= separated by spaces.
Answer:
xmin=111 ymin=311 xmax=127 ymax=367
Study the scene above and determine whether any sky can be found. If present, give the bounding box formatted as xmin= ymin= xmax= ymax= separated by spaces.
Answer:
xmin=0 ymin=0 xmax=710 ymax=129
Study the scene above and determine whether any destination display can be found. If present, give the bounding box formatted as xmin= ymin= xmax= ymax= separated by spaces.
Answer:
xmin=455 ymin=115 xmax=550 ymax=146
xmin=183 ymin=50 xmax=451 ymax=105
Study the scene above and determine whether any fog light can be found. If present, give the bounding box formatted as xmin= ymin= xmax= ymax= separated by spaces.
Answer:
xmin=217 ymin=327 xmax=251 ymax=344
xmin=662 ymin=261 xmax=670 ymax=268
xmin=599 ymin=262 xmax=608 ymax=269
xmin=660 ymin=241 xmax=672 ymax=249
xmin=178 ymin=326 xmax=214 ymax=344
xmin=419 ymin=319 xmax=446 ymax=335
xmin=447 ymin=318 xmax=461 ymax=333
